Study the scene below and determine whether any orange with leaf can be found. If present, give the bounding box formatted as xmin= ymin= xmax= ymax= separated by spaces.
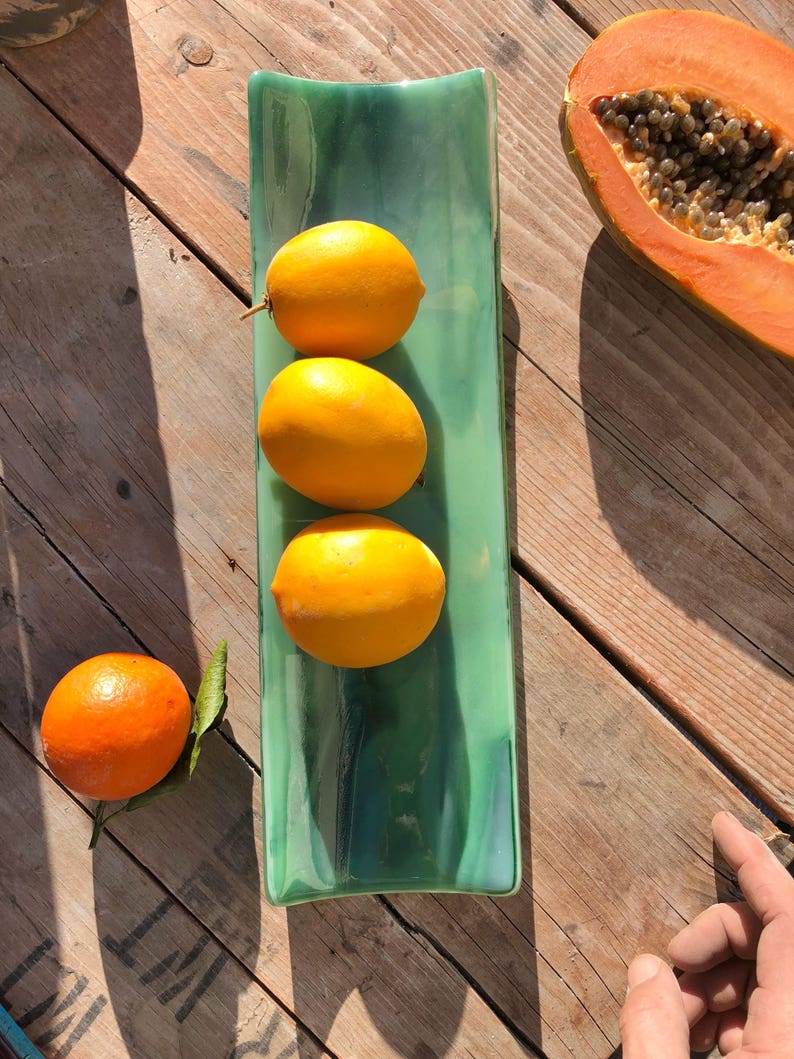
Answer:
xmin=40 ymin=641 xmax=228 ymax=846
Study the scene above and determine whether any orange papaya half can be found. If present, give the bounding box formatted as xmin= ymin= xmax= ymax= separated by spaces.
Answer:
xmin=561 ymin=9 xmax=794 ymax=359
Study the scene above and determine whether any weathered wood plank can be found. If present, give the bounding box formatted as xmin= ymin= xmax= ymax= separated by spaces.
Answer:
xmin=4 ymin=470 xmax=790 ymax=1059
xmin=392 ymin=561 xmax=793 ymax=1055
xmin=3 ymin=0 xmax=792 ymax=817
xmin=0 ymin=729 xmax=323 ymax=1059
xmin=507 ymin=319 xmax=794 ymax=821
xmin=0 ymin=64 xmax=261 ymax=757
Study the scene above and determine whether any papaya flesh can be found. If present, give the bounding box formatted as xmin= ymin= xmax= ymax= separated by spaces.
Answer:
xmin=561 ymin=9 xmax=794 ymax=359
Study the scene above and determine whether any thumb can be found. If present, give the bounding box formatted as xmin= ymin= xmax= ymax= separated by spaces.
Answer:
xmin=620 ymin=954 xmax=690 ymax=1059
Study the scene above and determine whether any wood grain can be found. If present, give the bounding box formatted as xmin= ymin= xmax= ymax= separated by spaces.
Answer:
xmin=508 ymin=322 xmax=794 ymax=820
xmin=2 ymin=0 xmax=792 ymax=815
xmin=392 ymin=557 xmax=793 ymax=1055
xmin=0 ymin=65 xmax=261 ymax=756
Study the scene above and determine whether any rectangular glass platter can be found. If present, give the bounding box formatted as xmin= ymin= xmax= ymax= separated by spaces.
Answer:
xmin=248 ymin=68 xmax=520 ymax=905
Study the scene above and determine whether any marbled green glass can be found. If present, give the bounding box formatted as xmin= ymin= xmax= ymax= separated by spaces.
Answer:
xmin=248 ymin=69 xmax=520 ymax=906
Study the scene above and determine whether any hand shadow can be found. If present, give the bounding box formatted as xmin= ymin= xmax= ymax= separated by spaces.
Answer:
xmin=0 ymin=3 xmax=256 ymax=1053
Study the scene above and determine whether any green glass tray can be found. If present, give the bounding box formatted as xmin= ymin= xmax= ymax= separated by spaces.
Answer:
xmin=248 ymin=68 xmax=520 ymax=906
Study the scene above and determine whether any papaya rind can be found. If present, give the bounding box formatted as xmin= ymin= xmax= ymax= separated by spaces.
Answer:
xmin=560 ymin=11 xmax=794 ymax=362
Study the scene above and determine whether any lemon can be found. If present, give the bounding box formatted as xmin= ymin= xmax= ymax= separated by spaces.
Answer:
xmin=258 ymin=358 xmax=426 ymax=510
xmin=244 ymin=220 xmax=426 ymax=360
xmin=271 ymin=514 xmax=445 ymax=668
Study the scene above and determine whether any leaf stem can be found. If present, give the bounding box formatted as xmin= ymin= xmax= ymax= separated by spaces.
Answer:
xmin=89 ymin=801 xmax=106 ymax=849
xmin=88 ymin=801 xmax=127 ymax=849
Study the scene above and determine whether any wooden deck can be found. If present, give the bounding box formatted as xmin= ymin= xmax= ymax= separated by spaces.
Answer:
xmin=1 ymin=0 xmax=793 ymax=1055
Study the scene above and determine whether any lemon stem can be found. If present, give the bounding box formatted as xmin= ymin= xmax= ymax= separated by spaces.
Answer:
xmin=239 ymin=295 xmax=273 ymax=321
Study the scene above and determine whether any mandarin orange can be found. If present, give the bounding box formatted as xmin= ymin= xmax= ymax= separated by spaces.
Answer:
xmin=40 ymin=653 xmax=192 ymax=801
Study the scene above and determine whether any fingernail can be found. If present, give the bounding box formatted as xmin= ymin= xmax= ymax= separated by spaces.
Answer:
xmin=627 ymin=954 xmax=661 ymax=991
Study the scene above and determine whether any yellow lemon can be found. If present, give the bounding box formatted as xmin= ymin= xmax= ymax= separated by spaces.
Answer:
xmin=258 ymin=358 xmax=427 ymax=510
xmin=271 ymin=514 xmax=445 ymax=668
xmin=245 ymin=220 xmax=425 ymax=360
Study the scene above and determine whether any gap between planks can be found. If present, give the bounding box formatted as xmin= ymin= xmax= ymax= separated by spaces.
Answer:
xmin=546 ymin=0 xmax=599 ymax=39
xmin=511 ymin=542 xmax=792 ymax=836
xmin=505 ymin=333 xmax=794 ymax=630
xmin=380 ymin=895 xmax=549 ymax=1059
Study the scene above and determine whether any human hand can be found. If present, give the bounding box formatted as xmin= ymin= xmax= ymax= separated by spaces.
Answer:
xmin=620 ymin=810 xmax=794 ymax=1057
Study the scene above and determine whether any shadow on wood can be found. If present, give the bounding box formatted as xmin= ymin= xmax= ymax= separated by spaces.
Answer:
xmin=0 ymin=0 xmax=253 ymax=1051
xmin=93 ymin=729 xmax=263 ymax=1057
xmin=578 ymin=229 xmax=794 ymax=816
xmin=502 ymin=285 xmax=542 ymax=1055
xmin=579 ymin=229 xmax=794 ymax=683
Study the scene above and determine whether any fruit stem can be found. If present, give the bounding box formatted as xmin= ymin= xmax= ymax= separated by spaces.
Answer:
xmin=239 ymin=294 xmax=273 ymax=321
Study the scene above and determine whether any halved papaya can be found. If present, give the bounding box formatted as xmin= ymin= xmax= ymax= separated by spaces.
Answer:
xmin=561 ymin=9 xmax=794 ymax=359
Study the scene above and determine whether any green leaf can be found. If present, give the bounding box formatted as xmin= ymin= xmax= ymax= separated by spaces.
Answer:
xmin=190 ymin=638 xmax=229 ymax=770
xmin=88 ymin=640 xmax=229 ymax=848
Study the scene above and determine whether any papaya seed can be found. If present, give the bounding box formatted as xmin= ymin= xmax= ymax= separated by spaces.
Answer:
xmin=592 ymin=87 xmax=794 ymax=254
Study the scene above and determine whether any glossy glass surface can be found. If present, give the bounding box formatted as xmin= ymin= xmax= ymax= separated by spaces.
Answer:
xmin=248 ymin=68 xmax=520 ymax=905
